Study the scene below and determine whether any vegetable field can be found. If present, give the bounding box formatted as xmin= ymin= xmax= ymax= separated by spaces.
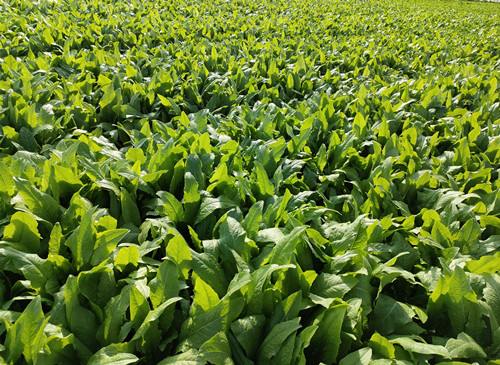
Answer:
xmin=1 ymin=0 xmax=500 ymax=363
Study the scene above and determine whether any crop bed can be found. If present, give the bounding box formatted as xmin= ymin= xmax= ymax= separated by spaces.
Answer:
xmin=1 ymin=0 xmax=500 ymax=364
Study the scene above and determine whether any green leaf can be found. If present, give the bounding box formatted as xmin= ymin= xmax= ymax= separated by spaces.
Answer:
xmin=447 ymin=267 xmax=480 ymax=336
xmin=132 ymin=296 xmax=182 ymax=341
xmin=194 ymin=276 xmax=220 ymax=312
xmin=121 ymin=188 xmax=142 ymax=227
xmin=339 ymin=348 xmax=372 ymax=365
xmin=129 ymin=286 xmax=150 ymax=330
xmin=114 ymin=245 xmax=140 ymax=272
xmin=14 ymin=177 xmax=60 ymax=223
xmin=195 ymin=196 xmax=237 ymax=224
xmin=63 ymin=276 xmax=99 ymax=350
xmin=293 ymin=324 xmax=319 ymax=365
xmin=101 ymin=286 xmax=132 ymax=344
xmin=4 ymin=296 xmax=49 ymax=364
xmin=91 ymin=229 xmax=130 ymax=266
xmin=179 ymin=297 xmax=245 ymax=350
xmin=242 ymin=201 xmax=264 ymax=238
xmin=48 ymin=222 xmax=64 ymax=256
xmin=52 ymin=164 xmax=83 ymax=197
xmin=324 ymin=216 xmax=368 ymax=254
xmin=184 ymin=171 xmax=201 ymax=223
xmin=0 ymin=246 xmax=57 ymax=295
xmin=257 ymin=318 xmax=301 ymax=362
xmin=125 ymin=148 xmax=147 ymax=165
xmin=466 ymin=253 xmax=500 ymax=274
xmin=370 ymin=295 xmax=422 ymax=336
xmin=269 ymin=226 xmax=307 ymax=266
xmin=369 ymin=332 xmax=396 ymax=359
xmin=219 ymin=215 xmax=250 ymax=261
xmin=445 ymin=332 xmax=486 ymax=359
xmin=309 ymin=303 xmax=348 ymax=364
xmin=353 ymin=113 xmax=367 ymax=138
xmin=311 ymin=273 xmax=358 ymax=299
xmin=191 ymin=251 xmax=229 ymax=298
xmin=455 ymin=218 xmax=482 ymax=250
xmin=2 ymin=211 xmax=42 ymax=253
xmin=157 ymin=349 xmax=204 ymax=365
xmin=231 ymin=315 xmax=266 ymax=358
xmin=65 ymin=207 xmax=96 ymax=270
xmin=149 ymin=259 xmax=179 ymax=309
xmin=199 ymin=332 xmax=234 ymax=365
xmin=483 ymin=274 xmax=500 ymax=324
xmin=254 ymin=161 xmax=275 ymax=197
xmin=389 ymin=336 xmax=450 ymax=357
xmin=0 ymin=161 xmax=15 ymax=194
xmin=158 ymin=191 xmax=184 ymax=223
xmin=87 ymin=344 xmax=138 ymax=365
xmin=165 ymin=232 xmax=192 ymax=279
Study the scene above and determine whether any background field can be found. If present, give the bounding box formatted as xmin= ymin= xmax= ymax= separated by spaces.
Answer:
xmin=0 ymin=0 xmax=500 ymax=363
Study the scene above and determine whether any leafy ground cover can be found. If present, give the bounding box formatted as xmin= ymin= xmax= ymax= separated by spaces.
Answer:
xmin=0 ymin=0 xmax=500 ymax=363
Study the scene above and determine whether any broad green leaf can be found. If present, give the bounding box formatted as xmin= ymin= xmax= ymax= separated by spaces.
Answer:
xmin=2 ymin=211 xmax=41 ymax=253
xmin=4 ymin=296 xmax=49 ymax=364
xmin=165 ymin=232 xmax=192 ymax=279
xmin=309 ymin=303 xmax=348 ymax=364
xmin=184 ymin=171 xmax=201 ymax=223
xmin=191 ymin=251 xmax=229 ymax=298
xmin=149 ymin=259 xmax=179 ymax=309
xmin=269 ymin=226 xmax=306 ymax=266
xmin=254 ymin=161 xmax=274 ymax=197
xmin=389 ymin=336 xmax=450 ymax=357
xmin=78 ymin=266 xmax=118 ymax=310
xmin=339 ymin=348 xmax=372 ymax=365
xmin=114 ymin=246 xmax=140 ymax=272
xmin=14 ymin=177 xmax=59 ymax=223
xmin=445 ymin=332 xmax=486 ymax=359
xmin=447 ymin=267 xmax=480 ymax=336
xmin=370 ymin=295 xmax=421 ymax=335
xmin=231 ymin=315 xmax=266 ymax=358
xmin=64 ymin=275 xmax=99 ymax=350
xmin=87 ymin=344 xmax=138 ymax=365
xmin=52 ymin=164 xmax=83 ymax=197
xmin=293 ymin=324 xmax=319 ymax=365
xmin=125 ymin=148 xmax=147 ymax=165
xmin=158 ymin=191 xmax=184 ymax=223
xmin=48 ymin=222 xmax=64 ymax=256
xmin=130 ymin=286 xmax=150 ymax=330
xmin=179 ymin=297 xmax=245 ymax=350
xmin=455 ymin=218 xmax=482 ymax=250
xmin=257 ymin=318 xmax=301 ymax=363
xmin=0 ymin=162 xmax=15 ymax=194
xmin=101 ymin=286 xmax=132 ymax=344
xmin=369 ymin=332 xmax=396 ymax=359
xmin=199 ymin=331 xmax=234 ymax=365
xmin=195 ymin=196 xmax=237 ymax=224
xmin=466 ymin=253 xmax=500 ymax=274
xmin=323 ymin=216 xmax=368 ymax=254
xmin=65 ymin=207 xmax=96 ymax=270
xmin=132 ymin=296 xmax=182 ymax=341
xmin=311 ymin=273 xmax=358 ymax=299
xmin=242 ymin=201 xmax=264 ymax=237
xmin=121 ymin=188 xmax=142 ymax=227
xmin=219 ymin=215 xmax=251 ymax=262
xmin=91 ymin=229 xmax=130 ymax=266
xmin=484 ymin=274 xmax=500 ymax=324
xmin=157 ymin=349 xmax=204 ymax=365
xmin=194 ymin=276 xmax=220 ymax=312
xmin=0 ymin=246 xmax=57 ymax=295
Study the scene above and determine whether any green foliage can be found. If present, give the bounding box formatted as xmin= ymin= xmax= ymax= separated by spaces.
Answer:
xmin=0 ymin=0 xmax=499 ymax=363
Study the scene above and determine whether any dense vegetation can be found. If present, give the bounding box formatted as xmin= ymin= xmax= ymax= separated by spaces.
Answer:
xmin=1 ymin=0 xmax=500 ymax=363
